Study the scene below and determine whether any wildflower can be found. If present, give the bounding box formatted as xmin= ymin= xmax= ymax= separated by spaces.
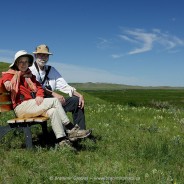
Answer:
xmin=152 ymin=169 xmax=157 ymax=174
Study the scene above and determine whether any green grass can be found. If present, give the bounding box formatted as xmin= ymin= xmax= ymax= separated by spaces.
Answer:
xmin=84 ymin=89 xmax=184 ymax=109
xmin=1 ymin=90 xmax=184 ymax=183
xmin=0 ymin=62 xmax=10 ymax=77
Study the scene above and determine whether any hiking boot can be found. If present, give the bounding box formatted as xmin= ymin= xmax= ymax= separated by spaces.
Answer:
xmin=59 ymin=139 xmax=72 ymax=148
xmin=67 ymin=124 xmax=91 ymax=141
xmin=58 ymin=139 xmax=77 ymax=151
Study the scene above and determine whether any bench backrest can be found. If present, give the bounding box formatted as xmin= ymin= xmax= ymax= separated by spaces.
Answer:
xmin=0 ymin=83 xmax=49 ymax=124
xmin=0 ymin=84 xmax=13 ymax=113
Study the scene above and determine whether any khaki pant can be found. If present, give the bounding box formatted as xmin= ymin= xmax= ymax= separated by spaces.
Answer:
xmin=14 ymin=98 xmax=70 ymax=139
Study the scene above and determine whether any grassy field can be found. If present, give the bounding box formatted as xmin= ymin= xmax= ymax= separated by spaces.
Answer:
xmin=1 ymin=61 xmax=184 ymax=183
xmin=1 ymin=89 xmax=184 ymax=183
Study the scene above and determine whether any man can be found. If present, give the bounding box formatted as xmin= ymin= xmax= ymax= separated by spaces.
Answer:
xmin=30 ymin=44 xmax=87 ymax=130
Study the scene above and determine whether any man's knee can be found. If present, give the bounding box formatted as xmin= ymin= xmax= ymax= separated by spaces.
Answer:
xmin=63 ymin=96 xmax=79 ymax=112
xmin=72 ymin=96 xmax=79 ymax=104
xmin=67 ymin=96 xmax=79 ymax=106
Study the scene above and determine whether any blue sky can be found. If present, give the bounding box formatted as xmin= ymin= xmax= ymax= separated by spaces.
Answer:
xmin=1 ymin=0 xmax=184 ymax=86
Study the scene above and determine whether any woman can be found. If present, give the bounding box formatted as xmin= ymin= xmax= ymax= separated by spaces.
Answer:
xmin=1 ymin=50 xmax=91 ymax=148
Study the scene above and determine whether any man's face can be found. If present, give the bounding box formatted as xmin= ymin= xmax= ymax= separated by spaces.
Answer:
xmin=35 ymin=53 xmax=49 ymax=67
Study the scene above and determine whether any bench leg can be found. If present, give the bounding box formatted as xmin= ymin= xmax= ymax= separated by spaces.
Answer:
xmin=40 ymin=122 xmax=48 ymax=144
xmin=0 ymin=125 xmax=12 ymax=140
xmin=1 ymin=123 xmax=48 ymax=149
xmin=23 ymin=126 xmax=33 ymax=149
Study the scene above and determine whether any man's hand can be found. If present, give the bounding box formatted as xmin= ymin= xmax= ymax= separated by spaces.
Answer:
xmin=73 ymin=91 xmax=85 ymax=109
xmin=79 ymin=95 xmax=84 ymax=109
xmin=35 ymin=96 xmax=44 ymax=106
xmin=52 ymin=92 xmax=66 ymax=105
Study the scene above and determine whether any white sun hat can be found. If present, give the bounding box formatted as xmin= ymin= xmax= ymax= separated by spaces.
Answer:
xmin=9 ymin=50 xmax=34 ymax=68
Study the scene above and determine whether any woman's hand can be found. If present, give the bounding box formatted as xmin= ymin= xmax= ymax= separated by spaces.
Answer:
xmin=35 ymin=96 xmax=44 ymax=106
xmin=4 ymin=81 xmax=12 ymax=91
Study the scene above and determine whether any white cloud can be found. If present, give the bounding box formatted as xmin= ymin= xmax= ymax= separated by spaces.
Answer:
xmin=111 ymin=54 xmax=122 ymax=59
xmin=49 ymin=62 xmax=182 ymax=86
xmin=96 ymin=37 xmax=112 ymax=49
xmin=51 ymin=62 xmax=138 ymax=85
xmin=119 ymin=35 xmax=138 ymax=44
xmin=110 ymin=28 xmax=184 ymax=58
xmin=153 ymin=30 xmax=184 ymax=49
xmin=122 ymin=29 xmax=157 ymax=55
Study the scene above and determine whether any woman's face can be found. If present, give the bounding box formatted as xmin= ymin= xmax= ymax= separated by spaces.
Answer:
xmin=16 ymin=56 xmax=29 ymax=72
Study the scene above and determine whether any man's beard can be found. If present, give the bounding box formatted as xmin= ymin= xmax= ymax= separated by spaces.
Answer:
xmin=36 ymin=58 xmax=47 ymax=67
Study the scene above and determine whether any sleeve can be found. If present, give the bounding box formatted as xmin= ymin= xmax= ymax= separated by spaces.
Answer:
xmin=50 ymin=67 xmax=76 ymax=97
xmin=1 ymin=73 xmax=13 ymax=82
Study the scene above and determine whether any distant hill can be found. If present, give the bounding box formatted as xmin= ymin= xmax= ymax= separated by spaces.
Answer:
xmin=69 ymin=82 xmax=184 ymax=90
xmin=69 ymin=82 xmax=143 ymax=90
xmin=0 ymin=62 xmax=10 ymax=77
xmin=0 ymin=61 xmax=183 ymax=90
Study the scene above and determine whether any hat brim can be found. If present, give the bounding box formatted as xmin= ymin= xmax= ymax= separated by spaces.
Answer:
xmin=9 ymin=54 xmax=34 ymax=68
xmin=33 ymin=51 xmax=53 ymax=55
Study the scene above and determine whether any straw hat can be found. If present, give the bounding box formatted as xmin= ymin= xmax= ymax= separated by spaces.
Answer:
xmin=9 ymin=50 xmax=34 ymax=68
xmin=33 ymin=44 xmax=53 ymax=55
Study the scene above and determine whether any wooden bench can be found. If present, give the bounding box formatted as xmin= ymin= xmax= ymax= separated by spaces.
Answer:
xmin=0 ymin=84 xmax=49 ymax=149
